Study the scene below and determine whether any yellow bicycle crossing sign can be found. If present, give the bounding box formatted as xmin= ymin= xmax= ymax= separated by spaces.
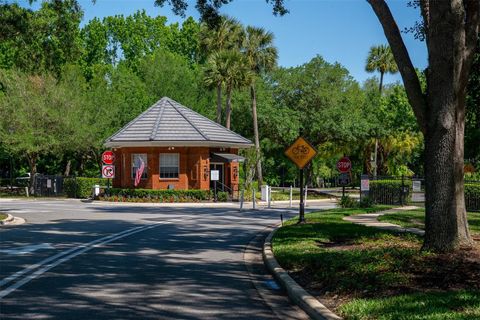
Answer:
xmin=284 ymin=136 xmax=318 ymax=169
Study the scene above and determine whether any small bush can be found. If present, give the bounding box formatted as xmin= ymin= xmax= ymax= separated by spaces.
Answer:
xmin=339 ymin=195 xmax=358 ymax=208
xmin=64 ymin=177 xmax=108 ymax=198
xmin=216 ymin=191 xmax=228 ymax=202
xmin=359 ymin=195 xmax=373 ymax=208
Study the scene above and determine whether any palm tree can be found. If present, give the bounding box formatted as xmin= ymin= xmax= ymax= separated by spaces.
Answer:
xmin=242 ymin=26 xmax=277 ymax=190
xmin=365 ymin=44 xmax=398 ymax=94
xmin=203 ymin=51 xmax=228 ymax=124
xmin=204 ymin=50 xmax=250 ymax=129
xmin=365 ymin=44 xmax=398 ymax=176
xmin=223 ymin=51 xmax=251 ymax=129
xmin=200 ymin=16 xmax=243 ymax=124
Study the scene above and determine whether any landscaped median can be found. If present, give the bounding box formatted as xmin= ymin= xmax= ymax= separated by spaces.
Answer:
xmin=270 ymin=207 xmax=480 ymax=320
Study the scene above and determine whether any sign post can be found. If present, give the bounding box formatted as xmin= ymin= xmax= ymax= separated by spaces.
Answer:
xmin=211 ymin=170 xmax=219 ymax=202
xmin=336 ymin=156 xmax=352 ymax=197
xmin=102 ymin=151 xmax=115 ymax=197
xmin=284 ymin=135 xmax=317 ymax=223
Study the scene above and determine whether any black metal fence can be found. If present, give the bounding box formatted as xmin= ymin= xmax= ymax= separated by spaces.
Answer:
xmin=367 ymin=176 xmax=424 ymax=206
xmin=33 ymin=175 xmax=65 ymax=197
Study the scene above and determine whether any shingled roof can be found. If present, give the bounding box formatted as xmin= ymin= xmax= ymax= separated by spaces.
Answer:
xmin=104 ymin=97 xmax=253 ymax=148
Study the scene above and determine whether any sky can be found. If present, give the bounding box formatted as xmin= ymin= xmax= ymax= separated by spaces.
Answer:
xmin=21 ymin=0 xmax=428 ymax=85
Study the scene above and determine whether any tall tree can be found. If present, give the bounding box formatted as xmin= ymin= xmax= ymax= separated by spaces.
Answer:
xmin=365 ymin=44 xmax=398 ymax=94
xmin=368 ymin=0 xmax=480 ymax=252
xmin=200 ymin=16 xmax=243 ymax=124
xmin=365 ymin=44 xmax=398 ymax=176
xmin=204 ymin=50 xmax=250 ymax=129
xmin=242 ymin=26 xmax=278 ymax=190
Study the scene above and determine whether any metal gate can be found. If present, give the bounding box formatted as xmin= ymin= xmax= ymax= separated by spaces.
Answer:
xmin=34 ymin=175 xmax=64 ymax=197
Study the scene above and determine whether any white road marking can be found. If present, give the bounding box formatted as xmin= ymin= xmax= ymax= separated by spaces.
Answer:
xmin=0 ymin=222 xmax=167 ymax=299
xmin=0 ymin=243 xmax=54 ymax=255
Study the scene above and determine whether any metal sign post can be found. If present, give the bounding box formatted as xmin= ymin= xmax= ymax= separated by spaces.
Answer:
xmin=284 ymin=135 xmax=317 ymax=224
xmin=211 ymin=170 xmax=219 ymax=202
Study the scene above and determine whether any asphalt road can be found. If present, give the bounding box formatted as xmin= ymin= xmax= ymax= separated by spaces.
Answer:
xmin=0 ymin=199 xmax=335 ymax=320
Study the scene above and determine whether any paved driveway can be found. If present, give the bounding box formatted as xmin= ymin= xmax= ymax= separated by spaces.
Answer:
xmin=0 ymin=199 xmax=335 ymax=319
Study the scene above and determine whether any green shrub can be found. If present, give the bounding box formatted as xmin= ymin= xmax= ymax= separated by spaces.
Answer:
xmin=359 ymin=195 xmax=373 ymax=208
xmin=339 ymin=195 xmax=358 ymax=208
xmin=369 ymin=180 xmax=411 ymax=205
xmin=64 ymin=177 xmax=108 ymax=198
xmin=216 ymin=191 xmax=228 ymax=202
xmin=108 ymin=188 xmax=211 ymax=202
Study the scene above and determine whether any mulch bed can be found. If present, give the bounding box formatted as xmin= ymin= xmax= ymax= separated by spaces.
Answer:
xmin=290 ymin=239 xmax=480 ymax=312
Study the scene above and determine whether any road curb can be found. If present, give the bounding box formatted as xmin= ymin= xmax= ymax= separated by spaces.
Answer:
xmin=263 ymin=227 xmax=343 ymax=320
xmin=0 ymin=213 xmax=26 ymax=226
xmin=0 ymin=213 xmax=14 ymax=225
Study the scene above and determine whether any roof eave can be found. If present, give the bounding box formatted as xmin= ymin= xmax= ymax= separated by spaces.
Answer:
xmin=104 ymin=140 xmax=254 ymax=149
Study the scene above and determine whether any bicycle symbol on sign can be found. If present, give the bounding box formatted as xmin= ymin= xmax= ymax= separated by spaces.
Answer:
xmin=292 ymin=145 xmax=309 ymax=156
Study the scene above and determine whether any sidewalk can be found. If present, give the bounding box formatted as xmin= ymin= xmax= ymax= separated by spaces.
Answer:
xmin=343 ymin=206 xmax=425 ymax=236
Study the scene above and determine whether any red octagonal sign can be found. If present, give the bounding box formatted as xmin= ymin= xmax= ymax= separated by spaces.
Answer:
xmin=336 ymin=156 xmax=352 ymax=173
xmin=102 ymin=151 xmax=115 ymax=165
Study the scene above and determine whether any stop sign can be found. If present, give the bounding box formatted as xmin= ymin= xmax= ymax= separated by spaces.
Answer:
xmin=336 ymin=156 xmax=352 ymax=173
xmin=102 ymin=151 xmax=115 ymax=165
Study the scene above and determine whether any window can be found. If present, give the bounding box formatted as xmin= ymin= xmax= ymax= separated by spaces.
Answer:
xmin=160 ymin=153 xmax=179 ymax=179
xmin=131 ymin=154 xmax=148 ymax=179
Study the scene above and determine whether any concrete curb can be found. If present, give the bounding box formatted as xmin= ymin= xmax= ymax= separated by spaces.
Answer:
xmin=0 ymin=213 xmax=14 ymax=225
xmin=263 ymin=227 xmax=343 ymax=320
xmin=0 ymin=213 xmax=26 ymax=226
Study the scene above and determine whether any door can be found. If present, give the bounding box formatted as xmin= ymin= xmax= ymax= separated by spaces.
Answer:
xmin=210 ymin=163 xmax=224 ymax=191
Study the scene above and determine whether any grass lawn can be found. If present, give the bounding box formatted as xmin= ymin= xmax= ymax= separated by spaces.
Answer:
xmin=272 ymin=206 xmax=480 ymax=320
xmin=0 ymin=212 xmax=7 ymax=220
xmin=378 ymin=208 xmax=480 ymax=235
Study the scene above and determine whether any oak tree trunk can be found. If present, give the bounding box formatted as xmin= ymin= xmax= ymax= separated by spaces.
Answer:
xmin=423 ymin=3 xmax=473 ymax=251
xmin=368 ymin=0 xmax=479 ymax=252
xmin=27 ymin=153 xmax=37 ymax=195
xmin=250 ymin=84 xmax=263 ymax=190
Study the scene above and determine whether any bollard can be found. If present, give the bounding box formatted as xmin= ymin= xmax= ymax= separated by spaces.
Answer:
xmin=289 ymin=185 xmax=293 ymax=208
xmin=267 ymin=185 xmax=271 ymax=208
xmin=239 ymin=189 xmax=244 ymax=211
xmin=25 ymin=187 xmax=29 ymax=197
xmin=252 ymin=188 xmax=256 ymax=210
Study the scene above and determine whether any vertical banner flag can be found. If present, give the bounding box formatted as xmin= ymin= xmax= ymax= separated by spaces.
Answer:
xmin=134 ymin=155 xmax=145 ymax=187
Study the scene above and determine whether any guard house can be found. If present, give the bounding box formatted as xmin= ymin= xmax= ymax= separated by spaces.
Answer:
xmin=104 ymin=97 xmax=253 ymax=194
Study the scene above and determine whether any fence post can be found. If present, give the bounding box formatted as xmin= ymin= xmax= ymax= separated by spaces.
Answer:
xmin=289 ymin=185 xmax=293 ymax=208
xmin=401 ymin=175 xmax=405 ymax=206
xmin=305 ymin=185 xmax=308 ymax=207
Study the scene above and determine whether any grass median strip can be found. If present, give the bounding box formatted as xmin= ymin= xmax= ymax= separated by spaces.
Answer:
xmin=272 ymin=207 xmax=480 ymax=320
xmin=0 ymin=213 xmax=7 ymax=221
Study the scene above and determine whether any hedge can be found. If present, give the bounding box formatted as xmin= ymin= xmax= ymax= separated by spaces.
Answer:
xmin=108 ymin=188 xmax=211 ymax=201
xmin=369 ymin=179 xmax=411 ymax=205
xmin=100 ymin=189 xmax=229 ymax=203
xmin=64 ymin=177 xmax=108 ymax=198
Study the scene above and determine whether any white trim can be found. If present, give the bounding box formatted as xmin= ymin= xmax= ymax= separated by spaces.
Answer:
xmin=105 ymin=140 xmax=253 ymax=148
